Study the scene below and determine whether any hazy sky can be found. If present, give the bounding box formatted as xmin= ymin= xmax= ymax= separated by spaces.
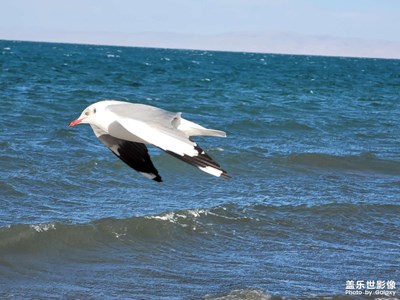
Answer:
xmin=1 ymin=0 xmax=399 ymax=58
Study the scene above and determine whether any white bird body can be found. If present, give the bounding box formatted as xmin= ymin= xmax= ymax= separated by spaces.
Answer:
xmin=69 ymin=100 xmax=229 ymax=182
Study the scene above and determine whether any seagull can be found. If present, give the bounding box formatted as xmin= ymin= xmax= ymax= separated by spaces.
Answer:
xmin=69 ymin=100 xmax=230 ymax=182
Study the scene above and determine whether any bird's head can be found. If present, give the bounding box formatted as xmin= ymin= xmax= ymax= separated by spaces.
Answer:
xmin=69 ymin=101 xmax=116 ymax=127
xmin=69 ymin=104 xmax=98 ymax=127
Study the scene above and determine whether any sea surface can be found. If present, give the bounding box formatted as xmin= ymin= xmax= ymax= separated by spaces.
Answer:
xmin=0 ymin=40 xmax=399 ymax=299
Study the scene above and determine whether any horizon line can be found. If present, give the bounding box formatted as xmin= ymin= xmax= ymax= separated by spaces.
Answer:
xmin=1 ymin=33 xmax=400 ymax=61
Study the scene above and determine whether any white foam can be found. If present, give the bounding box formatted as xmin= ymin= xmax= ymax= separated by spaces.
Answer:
xmin=145 ymin=209 xmax=207 ymax=226
xmin=209 ymin=147 xmax=224 ymax=152
xmin=113 ymin=231 xmax=127 ymax=240
xmin=30 ymin=223 xmax=56 ymax=232
xmin=147 ymin=212 xmax=176 ymax=222
xmin=187 ymin=209 xmax=207 ymax=218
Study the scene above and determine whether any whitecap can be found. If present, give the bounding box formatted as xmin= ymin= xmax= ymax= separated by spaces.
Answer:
xmin=30 ymin=223 xmax=56 ymax=233
xmin=186 ymin=209 xmax=207 ymax=218
xmin=113 ymin=231 xmax=127 ymax=240
xmin=147 ymin=212 xmax=176 ymax=222
xmin=208 ymin=147 xmax=224 ymax=152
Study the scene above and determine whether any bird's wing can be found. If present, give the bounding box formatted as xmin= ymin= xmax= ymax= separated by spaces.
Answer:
xmin=106 ymin=103 xmax=180 ymax=129
xmin=105 ymin=103 xmax=230 ymax=178
xmin=91 ymin=125 xmax=162 ymax=182
xmin=106 ymin=103 xmax=199 ymax=157
xmin=165 ymin=145 xmax=231 ymax=179
xmin=106 ymin=102 xmax=226 ymax=137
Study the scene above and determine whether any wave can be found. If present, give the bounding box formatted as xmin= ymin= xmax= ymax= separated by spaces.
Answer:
xmin=204 ymin=289 xmax=274 ymax=300
xmin=274 ymin=152 xmax=400 ymax=174
xmin=203 ymin=288 xmax=378 ymax=300
xmin=203 ymin=289 xmax=392 ymax=300
xmin=1 ymin=202 xmax=399 ymax=255
xmin=0 ymin=205 xmax=250 ymax=254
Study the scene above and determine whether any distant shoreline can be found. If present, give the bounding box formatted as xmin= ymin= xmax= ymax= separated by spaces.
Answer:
xmin=1 ymin=30 xmax=400 ymax=60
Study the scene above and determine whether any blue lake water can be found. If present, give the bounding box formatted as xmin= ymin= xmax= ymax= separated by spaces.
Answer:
xmin=0 ymin=40 xmax=399 ymax=299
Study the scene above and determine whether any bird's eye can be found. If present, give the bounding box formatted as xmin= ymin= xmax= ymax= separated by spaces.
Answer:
xmin=84 ymin=111 xmax=89 ymax=116
xmin=93 ymin=108 xmax=97 ymax=114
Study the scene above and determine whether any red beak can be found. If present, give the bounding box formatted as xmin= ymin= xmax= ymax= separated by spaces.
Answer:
xmin=69 ymin=119 xmax=82 ymax=127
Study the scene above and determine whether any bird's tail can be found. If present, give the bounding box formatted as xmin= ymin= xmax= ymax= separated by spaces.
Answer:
xmin=178 ymin=118 xmax=227 ymax=137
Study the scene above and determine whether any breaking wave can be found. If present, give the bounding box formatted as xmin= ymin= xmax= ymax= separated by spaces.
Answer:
xmin=1 ymin=202 xmax=399 ymax=256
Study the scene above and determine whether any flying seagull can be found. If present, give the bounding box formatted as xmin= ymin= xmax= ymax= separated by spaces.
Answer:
xmin=69 ymin=100 xmax=230 ymax=182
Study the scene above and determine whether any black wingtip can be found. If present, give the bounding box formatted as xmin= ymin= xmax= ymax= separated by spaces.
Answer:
xmin=153 ymin=175 xmax=163 ymax=182
xmin=166 ymin=145 xmax=229 ymax=180
xmin=221 ymin=172 xmax=232 ymax=180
